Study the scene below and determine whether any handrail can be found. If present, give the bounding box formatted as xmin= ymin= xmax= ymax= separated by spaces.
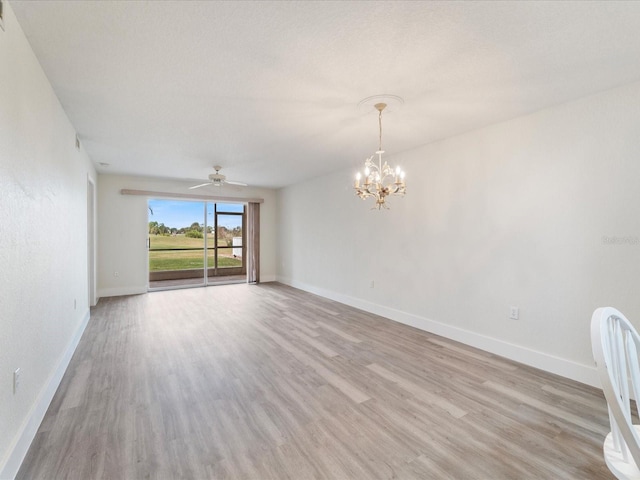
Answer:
xmin=149 ymin=247 xmax=241 ymax=251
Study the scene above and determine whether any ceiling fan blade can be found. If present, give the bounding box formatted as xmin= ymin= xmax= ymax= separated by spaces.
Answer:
xmin=189 ymin=182 xmax=213 ymax=190
xmin=226 ymin=180 xmax=248 ymax=186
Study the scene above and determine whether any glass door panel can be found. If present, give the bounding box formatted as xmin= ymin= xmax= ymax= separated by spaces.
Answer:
xmin=205 ymin=203 xmax=246 ymax=283
xmin=148 ymin=200 xmax=206 ymax=289
xmin=216 ymin=214 xmax=243 ymax=270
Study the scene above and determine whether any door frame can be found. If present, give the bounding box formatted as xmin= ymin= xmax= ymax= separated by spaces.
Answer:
xmin=147 ymin=199 xmax=246 ymax=290
xmin=87 ymin=175 xmax=97 ymax=306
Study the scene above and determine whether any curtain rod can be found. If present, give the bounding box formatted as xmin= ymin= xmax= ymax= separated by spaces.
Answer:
xmin=120 ymin=189 xmax=264 ymax=204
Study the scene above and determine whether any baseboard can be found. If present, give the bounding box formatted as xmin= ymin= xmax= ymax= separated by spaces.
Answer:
xmin=276 ymin=276 xmax=600 ymax=388
xmin=97 ymin=285 xmax=147 ymax=298
xmin=0 ymin=310 xmax=90 ymax=480
xmin=260 ymin=274 xmax=277 ymax=283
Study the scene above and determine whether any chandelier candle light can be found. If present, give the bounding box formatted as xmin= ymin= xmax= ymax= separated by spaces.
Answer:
xmin=354 ymin=102 xmax=406 ymax=209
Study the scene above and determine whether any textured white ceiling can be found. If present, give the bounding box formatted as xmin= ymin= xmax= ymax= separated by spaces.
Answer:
xmin=11 ymin=0 xmax=640 ymax=188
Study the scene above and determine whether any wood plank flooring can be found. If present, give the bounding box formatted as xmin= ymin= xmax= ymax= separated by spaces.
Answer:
xmin=17 ymin=283 xmax=613 ymax=479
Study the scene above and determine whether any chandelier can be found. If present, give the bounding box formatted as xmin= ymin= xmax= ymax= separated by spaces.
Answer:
xmin=354 ymin=102 xmax=406 ymax=209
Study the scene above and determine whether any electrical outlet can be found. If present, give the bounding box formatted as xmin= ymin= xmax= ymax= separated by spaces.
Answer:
xmin=13 ymin=368 xmax=21 ymax=394
xmin=74 ymin=298 xmax=77 ymax=310
xmin=114 ymin=271 xmax=119 ymax=277
xmin=509 ymin=306 xmax=519 ymax=320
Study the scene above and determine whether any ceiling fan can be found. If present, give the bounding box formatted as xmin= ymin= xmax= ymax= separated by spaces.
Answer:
xmin=189 ymin=165 xmax=248 ymax=189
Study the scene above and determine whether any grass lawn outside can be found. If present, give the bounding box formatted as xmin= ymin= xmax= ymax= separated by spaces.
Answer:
xmin=149 ymin=234 xmax=242 ymax=271
xmin=148 ymin=252 xmax=241 ymax=271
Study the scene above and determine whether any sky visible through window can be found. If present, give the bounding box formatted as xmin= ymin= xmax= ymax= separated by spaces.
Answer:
xmin=148 ymin=199 xmax=243 ymax=230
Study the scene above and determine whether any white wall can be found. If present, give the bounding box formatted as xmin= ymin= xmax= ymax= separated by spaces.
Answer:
xmin=0 ymin=2 xmax=97 ymax=477
xmin=97 ymin=174 xmax=277 ymax=297
xmin=277 ymin=80 xmax=640 ymax=387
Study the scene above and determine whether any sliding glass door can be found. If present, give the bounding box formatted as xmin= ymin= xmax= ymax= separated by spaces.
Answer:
xmin=148 ymin=199 xmax=246 ymax=290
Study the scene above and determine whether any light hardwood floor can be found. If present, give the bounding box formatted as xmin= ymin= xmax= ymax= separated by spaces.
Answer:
xmin=17 ymin=283 xmax=613 ymax=479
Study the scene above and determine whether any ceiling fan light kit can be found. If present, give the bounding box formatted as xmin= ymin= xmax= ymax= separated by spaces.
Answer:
xmin=189 ymin=165 xmax=248 ymax=190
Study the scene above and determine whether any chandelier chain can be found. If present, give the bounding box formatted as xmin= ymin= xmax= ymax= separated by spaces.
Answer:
xmin=378 ymin=108 xmax=383 ymax=152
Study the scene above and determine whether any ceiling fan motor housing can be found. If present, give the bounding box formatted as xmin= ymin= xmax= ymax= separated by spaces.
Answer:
xmin=208 ymin=173 xmax=225 ymax=185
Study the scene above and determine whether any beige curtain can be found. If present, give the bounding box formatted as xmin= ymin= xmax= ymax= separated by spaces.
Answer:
xmin=247 ymin=202 xmax=260 ymax=284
